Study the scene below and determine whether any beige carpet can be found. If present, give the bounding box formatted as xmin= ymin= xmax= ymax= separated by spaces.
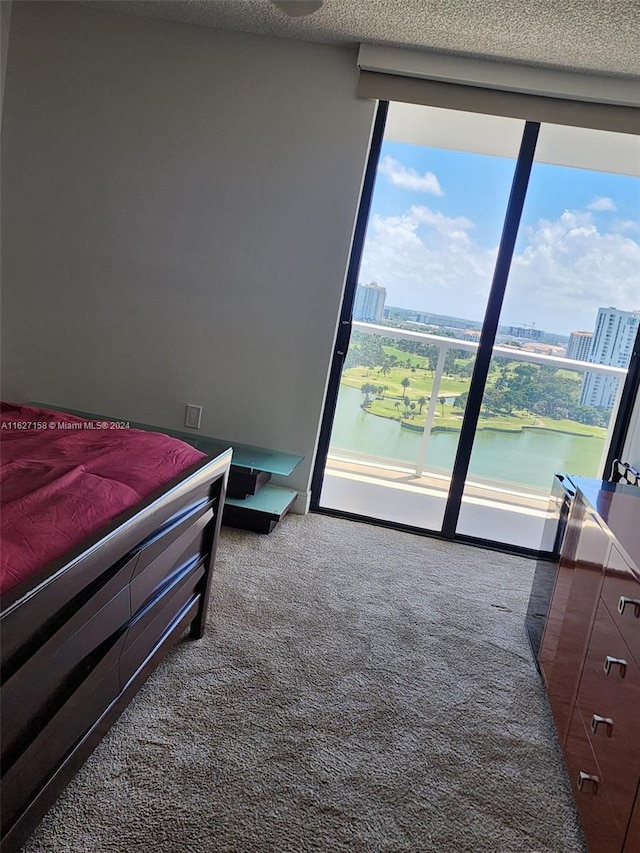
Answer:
xmin=22 ymin=514 xmax=585 ymax=853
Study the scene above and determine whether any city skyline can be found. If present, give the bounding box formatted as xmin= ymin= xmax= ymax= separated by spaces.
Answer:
xmin=375 ymin=298 xmax=636 ymax=351
xmin=360 ymin=139 xmax=640 ymax=337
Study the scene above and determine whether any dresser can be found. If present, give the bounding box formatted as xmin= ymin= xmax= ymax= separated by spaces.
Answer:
xmin=539 ymin=478 xmax=640 ymax=853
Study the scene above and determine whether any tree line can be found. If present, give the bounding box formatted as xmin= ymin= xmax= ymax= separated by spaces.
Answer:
xmin=345 ymin=332 xmax=610 ymax=428
xmin=344 ymin=331 xmax=472 ymax=378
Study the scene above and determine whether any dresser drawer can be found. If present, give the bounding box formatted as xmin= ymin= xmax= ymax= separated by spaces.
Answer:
xmin=1 ymin=584 xmax=130 ymax=760
xmin=130 ymin=504 xmax=214 ymax=613
xmin=120 ymin=558 xmax=205 ymax=688
xmin=578 ymin=699 xmax=639 ymax=838
xmin=575 ymin=599 xmax=640 ymax=837
xmin=540 ymin=502 xmax=609 ymax=745
xmin=1 ymin=632 xmax=124 ymax=838
xmin=576 ymin=600 xmax=640 ymax=735
xmin=564 ymin=707 xmax=625 ymax=852
xmin=601 ymin=545 xmax=640 ymax=668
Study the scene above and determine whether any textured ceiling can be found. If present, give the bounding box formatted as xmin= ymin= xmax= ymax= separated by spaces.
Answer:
xmin=89 ymin=0 xmax=640 ymax=78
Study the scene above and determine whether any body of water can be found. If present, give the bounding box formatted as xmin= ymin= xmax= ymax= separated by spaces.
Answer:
xmin=330 ymin=386 xmax=605 ymax=492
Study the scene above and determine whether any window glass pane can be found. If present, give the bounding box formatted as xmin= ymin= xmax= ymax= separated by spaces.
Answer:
xmin=320 ymin=103 xmax=524 ymax=530
xmin=457 ymin=124 xmax=640 ymax=549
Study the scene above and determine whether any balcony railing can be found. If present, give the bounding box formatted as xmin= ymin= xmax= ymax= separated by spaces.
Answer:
xmin=347 ymin=321 xmax=627 ymax=480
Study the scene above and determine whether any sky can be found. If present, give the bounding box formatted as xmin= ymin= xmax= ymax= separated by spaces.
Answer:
xmin=360 ymin=140 xmax=640 ymax=337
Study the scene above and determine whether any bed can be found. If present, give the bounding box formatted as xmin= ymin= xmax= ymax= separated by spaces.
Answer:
xmin=0 ymin=403 xmax=232 ymax=852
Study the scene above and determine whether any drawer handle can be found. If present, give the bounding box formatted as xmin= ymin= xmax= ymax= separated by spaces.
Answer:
xmin=618 ymin=596 xmax=640 ymax=619
xmin=577 ymin=771 xmax=599 ymax=794
xmin=591 ymin=714 xmax=613 ymax=737
xmin=604 ymin=655 xmax=627 ymax=678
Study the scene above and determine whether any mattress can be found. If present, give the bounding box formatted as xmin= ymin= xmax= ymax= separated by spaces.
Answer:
xmin=0 ymin=402 xmax=207 ymax=595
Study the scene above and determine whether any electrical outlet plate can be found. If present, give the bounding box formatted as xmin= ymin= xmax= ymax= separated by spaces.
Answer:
xmin=184 ymin=404 xmax=202 ymax=429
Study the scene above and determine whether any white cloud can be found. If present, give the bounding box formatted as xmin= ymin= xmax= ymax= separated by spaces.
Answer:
xmin=506 ymin=210 xmax=640 ymax=330
xmin=378 ymin=155 xmax=443 ymax=196
xmin=360 ymin=203 xmax=640 ymax=335
xmin=410 ymin=205 xmax=474 ymax=239
xmin=612 ymin=218 xmax=640 ymax=233
xmin=360 ymin=208 xmax=495 ymax=322
xmin=587 ymin=196 xmax=617 ymax=211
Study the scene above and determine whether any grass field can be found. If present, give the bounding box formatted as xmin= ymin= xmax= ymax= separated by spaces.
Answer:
xmin=341 ymin=338 xmax=609 ymax=440
xmin=341 ymin=364 xmax=470 ymax=399
xmin=340 ymin=364 xmax=607 ymax=440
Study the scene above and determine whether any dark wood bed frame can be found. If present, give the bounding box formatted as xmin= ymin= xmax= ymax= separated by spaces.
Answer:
xmin=0 ymin=446 xmax=232 ymax=853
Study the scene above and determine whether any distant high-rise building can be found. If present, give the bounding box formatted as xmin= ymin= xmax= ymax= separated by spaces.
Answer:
xmin=353 ymin=281 xmax=386 ymax=323
xmin=580 ymin=308 xmax=640 ymax=408
xmin=507 ymin=325 xmax=542 ymax=341
xmin=566 ymin=331 xmax=593 ymax=362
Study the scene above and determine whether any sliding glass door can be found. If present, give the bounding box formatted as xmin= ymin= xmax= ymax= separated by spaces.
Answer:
xmin=318 ymin=102 xmax=524 ymax=531
xmin=314 ymin=101 xmax=639 ymax=552
xmin=456 ymin=124 xmax=640 ymax=548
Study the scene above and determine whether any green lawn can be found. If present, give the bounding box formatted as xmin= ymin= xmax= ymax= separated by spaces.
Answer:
xmin=351 ymin=386 xmax=606 ymax=439
xmin=341 ymin=365 xmax=469 ymax=399
xmin=342 ymin=343 xmax=607 ymax=440
xmin=375 ymin=344 xmax=429 ymax=369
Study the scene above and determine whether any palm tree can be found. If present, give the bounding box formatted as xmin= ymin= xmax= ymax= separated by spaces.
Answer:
xmin=378 ymin=361 xmax=391 ymax=378
xmin=439 ymin=396 xmax=446 ymax=416
xmin=400 ymin=377 xmax=410 ymax=397
xmin=360 ymin=383 xmax=376 ymax=408
xmin=417 ymin=396 xmax=427 ymax=415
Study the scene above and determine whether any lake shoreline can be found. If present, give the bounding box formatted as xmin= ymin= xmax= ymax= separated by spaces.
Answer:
xmin=331 ymin=386 xmax=604 ymax=489
xmin=361 ymin=404 xmax=601 ymax=438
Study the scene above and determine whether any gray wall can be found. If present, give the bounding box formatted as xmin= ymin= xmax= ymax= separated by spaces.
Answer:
xmin=0 ymin=2 xmax=375 ymax=505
